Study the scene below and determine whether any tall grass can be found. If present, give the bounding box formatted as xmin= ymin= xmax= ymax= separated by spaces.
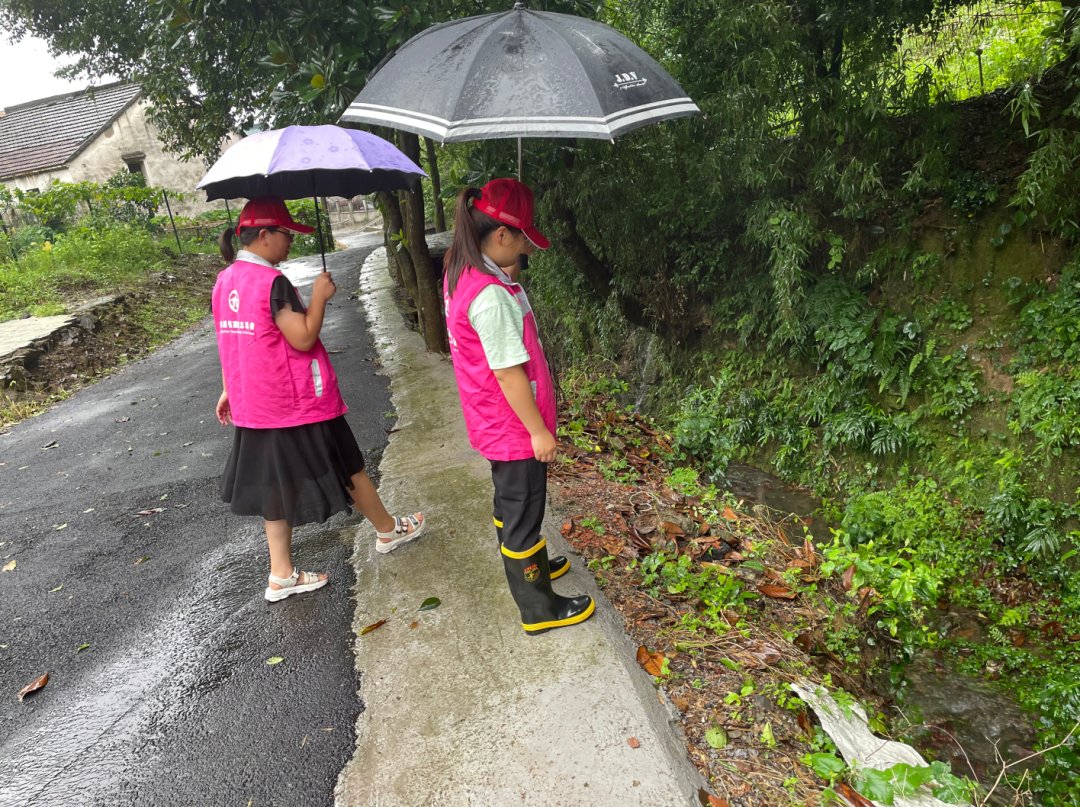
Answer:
xmin=901 ymin=1 xmax=1065 ymax=101
xmin=0 ymin=226 xmax=170 ymax=321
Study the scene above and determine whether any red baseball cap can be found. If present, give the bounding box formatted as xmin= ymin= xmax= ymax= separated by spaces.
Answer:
xmin=236 ymin=196 xmax=315 ymax=235
xmin=475 ymin=178 xmax=550 ymax=250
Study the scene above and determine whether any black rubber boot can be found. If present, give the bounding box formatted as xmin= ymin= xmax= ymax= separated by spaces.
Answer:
xmin=501 ymin=540 xmax=594 ymax=635
xmin=494 ymin=517 xmax=570 ymax=580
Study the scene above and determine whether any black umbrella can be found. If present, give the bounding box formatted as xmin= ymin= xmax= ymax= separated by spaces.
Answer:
xmin=339 ymin=3 xmax=700 ymax=147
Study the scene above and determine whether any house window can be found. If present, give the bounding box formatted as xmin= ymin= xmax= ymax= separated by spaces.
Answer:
xmin=122 ymin=151 xmax=146 ymax=178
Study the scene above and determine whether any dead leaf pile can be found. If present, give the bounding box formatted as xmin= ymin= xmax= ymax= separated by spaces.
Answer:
xmin=547 ymin=385 xmax=881 ymax=806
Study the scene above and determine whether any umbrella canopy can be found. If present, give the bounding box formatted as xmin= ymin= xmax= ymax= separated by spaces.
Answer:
xmin=197 ymin=124 xmax=426 ymax=201
xmin=339 ymin=6 xmax=699 ymax=143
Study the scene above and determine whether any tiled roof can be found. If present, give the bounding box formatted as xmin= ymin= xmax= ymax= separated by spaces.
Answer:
xmin=0 ymin=82 xmax=141 ymax=181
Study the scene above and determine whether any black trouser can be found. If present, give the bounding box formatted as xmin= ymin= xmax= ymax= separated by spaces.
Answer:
xmin=490 ymin=458 xmax=547 ymax=553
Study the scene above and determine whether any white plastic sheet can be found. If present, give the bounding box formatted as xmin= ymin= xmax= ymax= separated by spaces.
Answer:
xmin=791 ymin=680 xmax=953 ymax=807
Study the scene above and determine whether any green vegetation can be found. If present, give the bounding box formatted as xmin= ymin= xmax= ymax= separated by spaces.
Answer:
xmin=0 ymin=226 xmax=170 ymax=321
xmin=6 ymin=0 xmax=1080 ymax=801
xmin=0 ymin=176 xmax=172 ymax=320
xmin=525 ymin=4 xmax=1080 ymax=799
xmin=0 ymin=177 xmax=334 ymax=322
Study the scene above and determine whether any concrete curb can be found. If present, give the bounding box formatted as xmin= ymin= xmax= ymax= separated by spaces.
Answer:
xmin=0 ymin=295 xmax=120 ymax=388
xmin=335 ymin=247 xmax=705 ymax=806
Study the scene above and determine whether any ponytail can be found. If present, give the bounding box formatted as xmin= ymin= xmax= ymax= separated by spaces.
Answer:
xmin=444 ymin=187 xmax=519 ymax=296
xmin=219 ymin=225 xmax=261 ymax=264
xmin=218 ymin=227 xmax=236 ymax=263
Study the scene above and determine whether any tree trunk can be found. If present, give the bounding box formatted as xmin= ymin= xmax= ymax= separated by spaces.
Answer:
xmin=376 ymin=190 xmax=408 ymax=290
xmin=397 ymin=131 xmax=448 ymax=353
xmin=424 ymin=137 xmax=446 ymax=233
xmin=547 ymin=196 xmax=659 ymax=334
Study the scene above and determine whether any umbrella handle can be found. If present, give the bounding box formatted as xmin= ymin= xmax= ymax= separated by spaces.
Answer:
xmin=312 ymin=193 xmax=328 ymax=272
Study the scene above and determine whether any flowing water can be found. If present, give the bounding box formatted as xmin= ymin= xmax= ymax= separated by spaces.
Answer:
xmin=715 ymin=463 xmax=1038 ymax=791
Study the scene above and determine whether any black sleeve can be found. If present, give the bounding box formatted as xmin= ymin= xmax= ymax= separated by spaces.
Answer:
xmin=270 ymin=275 xmax=306 ymax=316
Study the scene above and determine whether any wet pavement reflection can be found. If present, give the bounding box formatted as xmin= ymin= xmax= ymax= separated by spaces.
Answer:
xmin=0 ymin=239 xmax=383 ymax=806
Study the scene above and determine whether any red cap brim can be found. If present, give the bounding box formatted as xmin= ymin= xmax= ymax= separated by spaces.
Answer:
xmin=522 ymin=225 xmax=550 ymax=250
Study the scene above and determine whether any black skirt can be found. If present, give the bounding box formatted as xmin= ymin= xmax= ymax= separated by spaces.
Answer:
xmin=220 ymin=416 xmax=366 ymax=527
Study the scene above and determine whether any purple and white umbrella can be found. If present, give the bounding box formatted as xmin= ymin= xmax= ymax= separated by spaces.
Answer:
xmin=196 ymin=124 xmax=425 ymax=201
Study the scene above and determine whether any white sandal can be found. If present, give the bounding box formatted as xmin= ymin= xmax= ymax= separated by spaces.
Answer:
xmin=264 ymin=568 xmax=328 ymax=602
xmin=375 ymin=513 xmax=426 ymax=554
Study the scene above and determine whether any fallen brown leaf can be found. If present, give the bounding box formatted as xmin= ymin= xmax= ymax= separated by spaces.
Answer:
xmin=1040 ymin=621 xmax=1064 ymax=638
xmin=628 ymin=527 xmax=652 ymax=549
xmin=660 ymin=521 xmax=685 ymax=536
xmin=408 ymin=621 xmax=419 ymax=630
xmin=721 ymin=506 xmax=738 ymax=521
xmin=842 ymin=565 xmax=855 ymax=591
xmin=796 ymin=710 xmax=814 ymax=740
xmin=747 ymin=643 xmax=784 ymax=666
xmin=601 ymin=536 xmax=626 ymax=556
xmin=758 ymin=583 xmax=797 ymax=600
xmin=836 ymin=782 xmax=876 ymax=807
xmin=856 ymin=586 xmax=880 ymax=611
xmin=360 ymin=619 xmax=386 ymax=636
xmin=635 ymin=645 xmax=667 ymax=676
xmin=18 ymin=672 xmax=49 ymax=701
xmin=794 ymin=631 xmax=817 ymax=654
xmin=707 ymin=795 xmax=731 ymax=807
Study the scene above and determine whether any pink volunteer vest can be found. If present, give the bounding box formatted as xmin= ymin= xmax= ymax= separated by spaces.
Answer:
xmin=212 ymin=259 xmax=347 ymax=429
xmin=444 ymin=265 xmax=557 ymax=461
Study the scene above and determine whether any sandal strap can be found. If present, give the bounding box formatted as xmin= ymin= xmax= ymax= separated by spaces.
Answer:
xmin=268 ymin=569 xmax=323 ymax=587
xmin=396 ymin=514 xmax=421 ymax=535
xmin=268 ymin=569 xmax=299 ymax=587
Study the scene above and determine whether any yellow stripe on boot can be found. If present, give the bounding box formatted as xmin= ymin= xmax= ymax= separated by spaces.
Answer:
xmin=493 ymin=526 xmax=570 ymax=578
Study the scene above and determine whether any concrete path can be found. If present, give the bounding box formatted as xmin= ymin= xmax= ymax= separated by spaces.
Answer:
xmin=0 ymin=314 xmax=75 ymax=358
xmin=335 ymin=247 xmax=704 ymax=806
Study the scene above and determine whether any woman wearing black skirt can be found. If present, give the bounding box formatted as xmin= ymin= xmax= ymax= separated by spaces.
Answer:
xmin=212 ymin=197 xmax=426 ymax=602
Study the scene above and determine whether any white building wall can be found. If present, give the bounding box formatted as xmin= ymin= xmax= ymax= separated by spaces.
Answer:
xmin=71 ymin=101 xmax=225 ymax=217
xmin=0 ymin=100 xmax=236 ymax=219
xmin=3 ymin=167 xmax=73 ymax=192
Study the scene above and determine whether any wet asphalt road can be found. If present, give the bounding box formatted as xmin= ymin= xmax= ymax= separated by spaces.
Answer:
xmin=0 ymin=236 xmax=388 ymax=807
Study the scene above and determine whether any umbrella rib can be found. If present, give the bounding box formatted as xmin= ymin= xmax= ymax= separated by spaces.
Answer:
xmin=346 ymin=98 xmax=697 ymax=132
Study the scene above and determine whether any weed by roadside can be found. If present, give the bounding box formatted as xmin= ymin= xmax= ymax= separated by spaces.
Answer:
xmin=1 ymin=253 xmax=217 ymax=432
xmin=550 ymin=375 xmax=1053 ymax=806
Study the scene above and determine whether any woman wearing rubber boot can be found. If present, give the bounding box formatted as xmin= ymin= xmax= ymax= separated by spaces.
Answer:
xmin=443 ymin=178 xmax=594 ymax=635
